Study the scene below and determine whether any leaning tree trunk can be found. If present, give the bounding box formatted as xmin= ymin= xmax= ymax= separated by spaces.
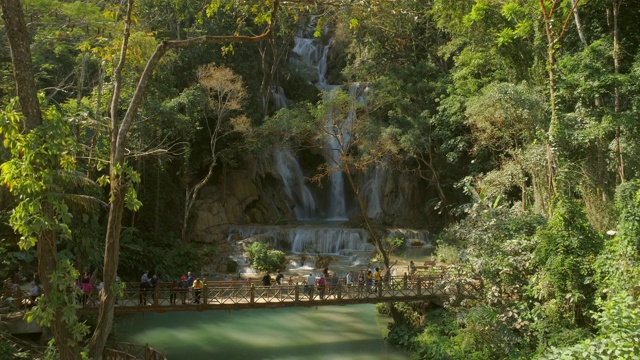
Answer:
xmin=342 ymin=165 xmax=402 ymax=323
xmin=88 ymin=180 xmax=127 ymax=359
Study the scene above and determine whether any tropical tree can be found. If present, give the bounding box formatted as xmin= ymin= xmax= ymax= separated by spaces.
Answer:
xmin=0 ymin=0 xmax=279 ymax=357
xmin=180 ymin=64 xmax=250 ymax=242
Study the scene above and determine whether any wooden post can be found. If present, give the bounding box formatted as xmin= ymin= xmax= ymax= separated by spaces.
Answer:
xmin=377 ymin=281 xmax=382 ymax=297
xmin=250 ymin=284 xmax=255 ymax=304
xmin=417 ymin=277 xmax=422 ymax=296
xmin=403 ymin=274 xmax=408 ymax=290
xmin=294 ymin=284 xmax=299 ymax=302
xmin=337 ymin=282 xmax=342 ymax=300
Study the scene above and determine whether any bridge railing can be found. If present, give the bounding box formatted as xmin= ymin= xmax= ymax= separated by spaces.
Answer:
xmin=0 ymin=288 xmax=32 ymax=317
xmin=81 ymin=267 xmax=481 ymax=310
xmin=103 ymin=341 xmax=166 ymax=360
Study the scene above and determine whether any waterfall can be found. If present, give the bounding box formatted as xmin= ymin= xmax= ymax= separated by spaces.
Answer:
xmin=362 ymin=165 xmax=383 ymax=219
xmin=269 ymin=83 xmax=317 ymax=220
xmin=230 ymin=225 xmax=374 ymax=255
xmin=270 ymin=86 xmax=289 ymax=110
xmin=273 ymin=148 xmax=316 ymax=220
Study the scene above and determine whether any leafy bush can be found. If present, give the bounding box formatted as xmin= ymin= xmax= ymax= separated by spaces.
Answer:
xmin=434 ymin=244 xmax=459 ymax=264
xmin=245 ymin=242 xmax=286 ymax=272
xmin=385 ymin=237 xmax=406 ymax=254
xmin=387 ymin=323 xmax=419 ymax=350
xmin=540 ymin=294 xmax=640 ymax=360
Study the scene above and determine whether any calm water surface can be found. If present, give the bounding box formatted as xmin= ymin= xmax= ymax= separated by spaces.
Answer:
xmin=114 ymin=304 xmax=410 ymax=360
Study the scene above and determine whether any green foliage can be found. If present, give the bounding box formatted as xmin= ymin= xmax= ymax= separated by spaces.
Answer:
xmin=115 ymin=227 xmax=214 ymax=280
xmin=465 ymin=81 xmax=546 ymax=153
xmin=541 ymin=294 xmax=640 ymax=360
xmin=594 ymin=181 xmax=640 ymax=296
xmin=24 ymin=261 xmax=89 ymax=346
xmin=245 ymin=242 xmax=286 ymax=273
xmin=0 ymin=100 xmax=77 ymax=249
xmin=384 ymin=237 xmax=405 ymax=255
xmin=531 ymin=199 xmax=603 ymax=327
xmin=0 ymin=340 xmax=29 ymax=359
xmin=434 ymin=244 xmax=459 ymax=264
xmin=386 ymin=323 xmax=420 ymax=350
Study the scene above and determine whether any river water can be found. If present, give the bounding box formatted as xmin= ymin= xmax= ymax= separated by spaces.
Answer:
xmin=114 ymin=304 xmax=409 ymax=360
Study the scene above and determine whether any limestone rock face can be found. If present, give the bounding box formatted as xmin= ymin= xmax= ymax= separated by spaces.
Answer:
xmin=190 ymin=169 xmax=293 ymax=244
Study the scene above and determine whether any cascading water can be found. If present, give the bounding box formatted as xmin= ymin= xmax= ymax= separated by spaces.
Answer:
xmin=273 ymin=148 xmax=316 ymax=220
xmin=362 ymin=164 xmax=383 ymax=219
xmin=270 ymin=80 xmax=317 ymax=220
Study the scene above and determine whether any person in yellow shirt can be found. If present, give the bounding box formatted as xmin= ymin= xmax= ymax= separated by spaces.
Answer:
xmin=192 ymin=277 xmax=204 ymax=304
xmin=374 ymin=267 xmax=382 ymax=292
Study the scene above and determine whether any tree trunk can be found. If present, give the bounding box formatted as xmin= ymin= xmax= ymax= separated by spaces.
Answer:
xmin=539 ymin=0 xmax=581 ymax=205
xmin=0 ymin=0 xmax=42 ymax=131
xmin=612 ymin=0 xmax=624 ymax=183
xmin=88 ymin=180 xmax=127 ymax=359
xmin=572 ymin=0 xmax=588 ymax=49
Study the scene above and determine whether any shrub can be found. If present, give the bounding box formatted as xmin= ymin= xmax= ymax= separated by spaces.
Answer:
xmin=434 ymin=244 xmax=459 ymax=264
xmin=245 ymin=242 xmax=286 ymax=272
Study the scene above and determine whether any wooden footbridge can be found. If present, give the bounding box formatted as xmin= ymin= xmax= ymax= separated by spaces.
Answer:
xmin=2 ymin=267 xmax=480 ymax=317
xmin=86 ymin=269 xmax=478 ymax=315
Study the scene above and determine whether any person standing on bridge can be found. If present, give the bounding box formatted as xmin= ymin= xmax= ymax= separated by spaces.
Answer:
xmin=316 ymin=274 xmax=326 ymax=300
xmin=139 ymin=270 xmax=152 ymax=305
xmin=260 ymin=271 xmax=271 ymax=299
xmin=305 ymin=273 xmax=315 ymax=299
xmin=192 ymin=277 xmax=203 ymax=304
xmin=170 ymin=279 xmax=179 ymax=304
xmin=262 ymin=271 xmax=271 ymax=286
xmin=329 ymin=272 xmax=339 ymax=298
xmin=374 ymin=267 xmax=382 ymax=293
xmin=409 ymin=261 xmax=417 ymax=279
xmin=275 ymin=269 xmax=284 ymax=285
xmin=186 ymin=272 xmax=195 ymax=303
xmin=366 ymin=270 xmax=373 ymax=294
xmin=179 ymin=275 xmax=188 ymax=304
xmin=274 ymin=269 xmax=285 ymax=299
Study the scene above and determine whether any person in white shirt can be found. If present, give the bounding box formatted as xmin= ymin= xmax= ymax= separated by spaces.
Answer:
xmin=305 ymin=273 xmax=315 ymax=298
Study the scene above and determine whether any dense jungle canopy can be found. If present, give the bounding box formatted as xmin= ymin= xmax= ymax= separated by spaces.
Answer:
xmin=0 ymin=0 xmax=639 ymax=358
